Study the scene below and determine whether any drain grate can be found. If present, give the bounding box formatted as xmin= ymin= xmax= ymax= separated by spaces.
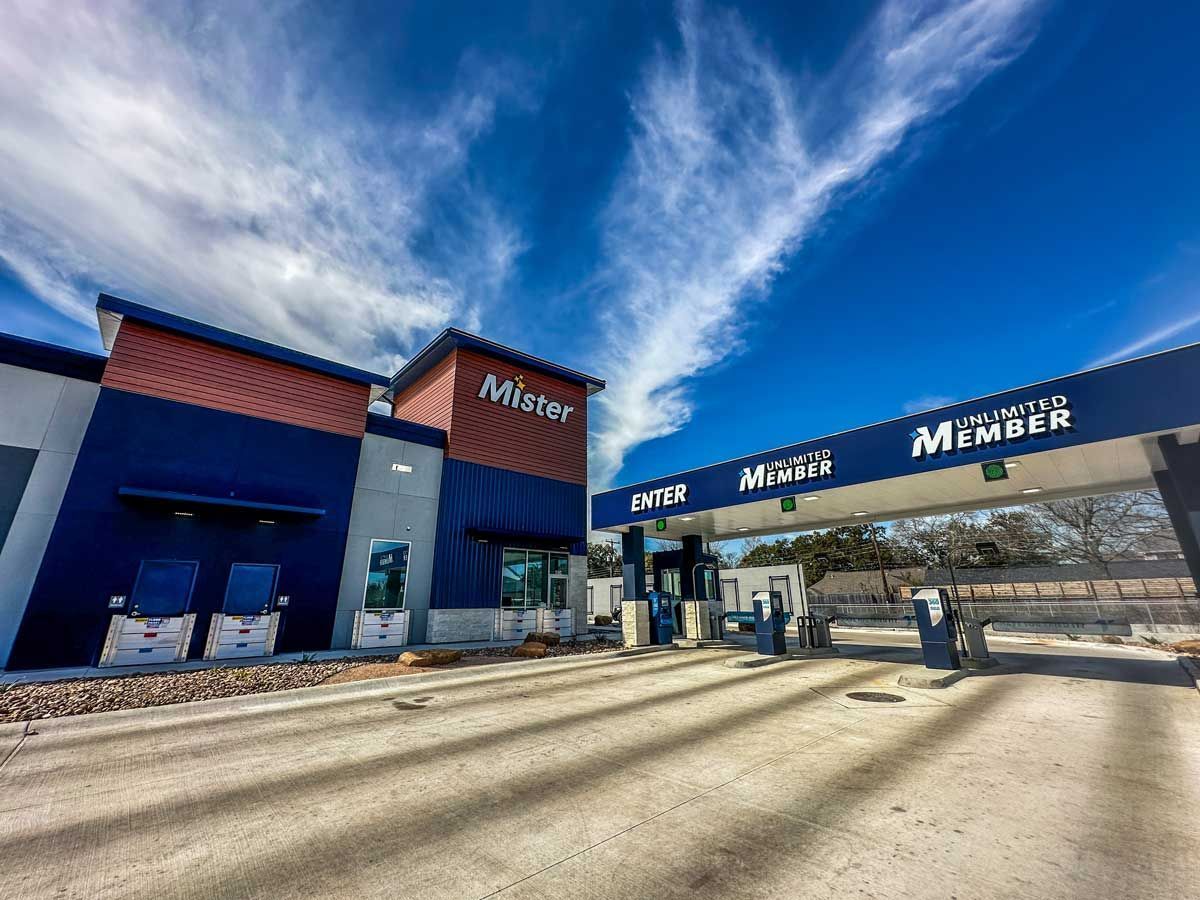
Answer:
xmin=845 ymin=691 xmax=906 ymax=703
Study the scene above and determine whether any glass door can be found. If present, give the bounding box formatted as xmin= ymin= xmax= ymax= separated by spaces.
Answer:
xmin=549 ymin=575 xmax=568 ymax=609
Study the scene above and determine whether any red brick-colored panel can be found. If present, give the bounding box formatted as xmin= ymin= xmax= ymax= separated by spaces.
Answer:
xmin=390 ymin=349 xmax=456 ymax=432
xmin=447 ymin=349 xmax=587 ymax=484
xmin=101 ymin=319 xmax=370 ymax=437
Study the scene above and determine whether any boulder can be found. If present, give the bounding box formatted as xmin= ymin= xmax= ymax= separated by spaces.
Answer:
xmin=399 ymin=649 xmax=463 ymax=667
xmin=512 ymin=642 xmax=547 ymax=659
xmin=594 ymin=615 xmax=613 ymax=626
xmin=524 ymin=631 xmax=561 ymax=647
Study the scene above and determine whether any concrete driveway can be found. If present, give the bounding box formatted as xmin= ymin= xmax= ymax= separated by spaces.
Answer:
xmin=1 ymin=635 xmax=1197 ymax=899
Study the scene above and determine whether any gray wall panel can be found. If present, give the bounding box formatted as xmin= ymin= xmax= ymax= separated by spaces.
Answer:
xmin=333 ymin=432 xmax=443 ymax=648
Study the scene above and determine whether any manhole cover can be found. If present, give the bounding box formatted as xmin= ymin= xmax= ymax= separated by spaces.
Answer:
xmin=845 ymin=691 xmax=906 ymax=703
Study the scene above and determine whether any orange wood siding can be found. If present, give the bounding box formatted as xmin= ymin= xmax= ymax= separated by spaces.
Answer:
xmin=447 ymin=349 xmax=587 ymax=484
xmin=101 ymin=319 xmax=371 ymax=437
xmin=390 ymin=349 xmax=457 ymax=432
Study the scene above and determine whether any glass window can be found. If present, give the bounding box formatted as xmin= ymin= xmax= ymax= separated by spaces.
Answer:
xmin=364 ymin=540 xmax=411 ymax=610
xmin=131 ymin=560 xmax=198 ymax=617
xmin=502 ymin=550 xmax=527 ymax=607
xmin=502 ymin=549 xmax=568 ymax=608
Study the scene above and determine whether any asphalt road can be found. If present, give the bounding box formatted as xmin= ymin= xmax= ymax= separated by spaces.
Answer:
xmin=0 ymin=633 xmax=1196 ymax=900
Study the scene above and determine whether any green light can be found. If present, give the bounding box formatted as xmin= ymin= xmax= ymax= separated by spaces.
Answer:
xmin=655 ymin=518 xmax=667 ymax=532
xmin=981 ymin=461 xmax=1008 ymax=483
xmin=780 ymin=496 xmax=797 ymax=513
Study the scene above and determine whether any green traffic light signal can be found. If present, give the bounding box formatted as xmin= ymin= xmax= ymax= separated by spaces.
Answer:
xmin=655 ymin=518 xmax=667 ymax=532
xmin=982 ymin=461 xmax=1008 ymax=482
xmin=780 ymin=496 xmax=797 ymax=513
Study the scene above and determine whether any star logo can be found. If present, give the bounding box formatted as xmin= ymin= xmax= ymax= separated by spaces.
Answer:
xmin=515 ymin=374 xmax=526 ymax=391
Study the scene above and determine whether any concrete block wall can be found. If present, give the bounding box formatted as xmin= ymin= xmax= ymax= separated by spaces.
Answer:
xmin=0 ymin=365 xmax=99 ymax=669
xmin=333 ymin=433 xmax=443 ymax=648
xmin=567 ymin=553 xmax=587 ymax=635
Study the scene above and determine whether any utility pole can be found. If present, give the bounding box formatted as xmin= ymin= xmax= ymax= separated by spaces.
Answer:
xmin=869 ymin=521 xmax=889 ymax=601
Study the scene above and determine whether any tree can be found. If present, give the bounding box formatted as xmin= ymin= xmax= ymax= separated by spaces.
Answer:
xmin=1024 ymin=491 xmax=1179 ymax=574
xmin=890 ymin=509 xmax=1054 ymax=568
xmin=738 ymin=525 xmax=897 ymax=586
xmin=586 ymin=542 xmax=621 ymax=577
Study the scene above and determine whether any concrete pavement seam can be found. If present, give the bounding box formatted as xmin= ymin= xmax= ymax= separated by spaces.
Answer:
xmin=0 ymin=721 xmax=31 ymax=775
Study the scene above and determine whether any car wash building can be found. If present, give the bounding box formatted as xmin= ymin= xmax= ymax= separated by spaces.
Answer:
xmin=0 ymin=293 xmax=602 ymax=671
xmin=592 ymin=342 xmax=1200 ymax=642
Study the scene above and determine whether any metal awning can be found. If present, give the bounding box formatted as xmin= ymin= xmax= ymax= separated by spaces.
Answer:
xmin=117 ymin=487 xmax=326 ymax=518
xmin=465 ymin=527 xmax=582 ymax=549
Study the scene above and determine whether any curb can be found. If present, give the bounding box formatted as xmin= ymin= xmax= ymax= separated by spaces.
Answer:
xmin=1178 ymin=656 xmax=1200 ymax=695
xmin=723 ymin=649 xmax=839 ymax=669
xmin=898 ymin=667 xmax=971 ymax=690
xmin=4 ymin=643 xmax=681 ymax=736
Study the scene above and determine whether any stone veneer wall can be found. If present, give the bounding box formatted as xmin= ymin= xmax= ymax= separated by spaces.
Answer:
xmin=427 ymin=608 xmax=495 ymax=643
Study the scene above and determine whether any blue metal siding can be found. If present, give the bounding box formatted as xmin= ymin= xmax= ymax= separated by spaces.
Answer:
xmin=430 ymin=459 xmax=586 ymax=610
xmin=7 ymin=388 xmax=361 ymax=670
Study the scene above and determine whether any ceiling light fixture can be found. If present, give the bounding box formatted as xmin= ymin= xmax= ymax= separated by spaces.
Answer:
xmin=737 ymin=527 xmax=750 ymax=532
xmin=1004 ymin=461 xmax=1021 ymax=469
xmin=1021 ymin=487 xmax=1043 ymax=494
xmin=852 ymin=511 xmax=869 ymax=516
xmin=174 ymin=511 xmax=194 ymax=518
xmin=803 ymin=495 xmax=820 ymax=502
xmin=680 ymin=516 xmax=695 ymax=521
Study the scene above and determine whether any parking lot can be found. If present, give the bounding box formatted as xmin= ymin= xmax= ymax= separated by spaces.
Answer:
xmin=1 ymin=634 xmax=1197 ymax=900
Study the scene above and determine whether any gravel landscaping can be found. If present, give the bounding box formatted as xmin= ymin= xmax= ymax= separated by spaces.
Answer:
xmin=0 ymin=637 xmax=626 ymax=723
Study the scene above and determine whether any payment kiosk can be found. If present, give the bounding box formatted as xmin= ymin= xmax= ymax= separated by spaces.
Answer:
xmin=203 ymin=564 xmax=283 ymax=660
xmin=912 ymin=588 xmax=961 ymax=670
xmin=752 ymin=590 xmax=787 ymax=656
xmin=647 ymin=591 xmax=674 ymax=645
xmin=99 ymin=560 xmax=199 ymax=667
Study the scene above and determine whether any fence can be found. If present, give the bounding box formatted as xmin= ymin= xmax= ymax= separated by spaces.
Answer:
xmin=810 ymin=598 xmax=1200 ymax=628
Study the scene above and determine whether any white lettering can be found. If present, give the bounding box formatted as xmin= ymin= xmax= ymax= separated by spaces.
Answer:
xmin=911 ymin=421 xmax=954 ymax=458
xmin=629 ymin=483 xmax=689 ymax=514
xmin=478 ymin=373 xmax=573 ymax=426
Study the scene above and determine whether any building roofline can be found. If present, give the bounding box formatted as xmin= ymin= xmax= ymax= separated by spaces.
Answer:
xmin=0 ymin=331 xmax=108 ymax=383
xmin=385 ymin=327 xmax=605 ymax=401
xmin=96 ymin=293 xmax=391 ymax=389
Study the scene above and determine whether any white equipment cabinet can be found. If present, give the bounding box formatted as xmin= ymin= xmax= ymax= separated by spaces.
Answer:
xmin=351 ymin=608 xmax=411 ymax=649
xmin=536 ymin=608 xmax=575 ymax=638
xmin=98 ymin=614 xmax=197 ymax=667
xmin=203 ymin=612 xmax=282 ymax=660
xmin=495 ymin=608 xmax=538 ymax=640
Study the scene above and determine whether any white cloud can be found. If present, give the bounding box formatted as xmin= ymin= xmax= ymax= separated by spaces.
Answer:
xmin=589 ymin=0 xmax=1045 ymax=488
xmin=902 ymin=395 xmax=957 ymax=415
xmin=0 ymin=1 xmax=525 ymax=371
xmin=1087 ymin=307 xmax=1200 ymax=368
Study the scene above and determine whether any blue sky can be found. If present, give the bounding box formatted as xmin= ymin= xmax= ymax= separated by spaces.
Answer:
xmin=1 ymin=0 xmax=1198 ymax=490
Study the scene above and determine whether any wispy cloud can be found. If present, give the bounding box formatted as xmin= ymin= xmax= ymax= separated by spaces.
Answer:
xmin=0 ymin=1 xmax=526 ymax=371
xmin=902 ymin=394 xmax=957 ymax=415
xmin=589 ymin=0 xmax=1045 ymax=488
xmin=1087 ymin=307 xmax=1200 ymax=368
